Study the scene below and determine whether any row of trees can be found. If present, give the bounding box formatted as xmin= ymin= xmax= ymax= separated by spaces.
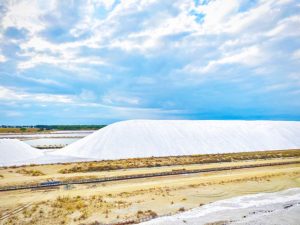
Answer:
xmin=35 ymin=125 xmax=106 ymax=130
xmin=0 ymin=125 xmax=106 ymax=130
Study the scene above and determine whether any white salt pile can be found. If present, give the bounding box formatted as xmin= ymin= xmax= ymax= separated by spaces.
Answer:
xmin=55 ymin=120 xmax=300 ymax=160
xmin=2 ymin=120 xmax=300 ymax=166
xmin=0 ymin=139 xmax=43 ymax=166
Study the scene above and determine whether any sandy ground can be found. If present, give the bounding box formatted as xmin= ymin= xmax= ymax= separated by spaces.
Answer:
xmin=0 ymin=158 xmax=299 ymax=225
xmin=0 ymin=157 xmax=299 ymax=187
xmin=140 ymin=188 xmax=300 ymax=225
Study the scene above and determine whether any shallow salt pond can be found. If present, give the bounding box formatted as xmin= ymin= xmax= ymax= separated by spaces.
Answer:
xmin=0 ymin=130 xmax=93 ymax=148
xmin=24 ymin=138 xmax=80 ymax=147
xmin=0 ymin=130 xmax=94 ymax=139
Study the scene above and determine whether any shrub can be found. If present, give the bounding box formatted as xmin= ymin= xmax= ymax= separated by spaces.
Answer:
xmin=178 ymin=207 xmax=185 ymax=212
xmin=16 ymin=169 xmax=45 ymax=176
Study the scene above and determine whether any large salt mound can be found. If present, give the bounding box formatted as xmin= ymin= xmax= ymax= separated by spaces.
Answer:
xmin=0 ymin=139 xmax=43 ymax=166
xmin=55 ymin=120 xmax=300 ymax=160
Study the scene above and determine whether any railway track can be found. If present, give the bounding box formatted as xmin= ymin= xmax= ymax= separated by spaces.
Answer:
xmin=0 ymin=203 xmax=32 ymax=221
xmin=1 ymin=160 xmax=299 ymax=192
xmin=0 ymin=189 xmax=51 ymax=221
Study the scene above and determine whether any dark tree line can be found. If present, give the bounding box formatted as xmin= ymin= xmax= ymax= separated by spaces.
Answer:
xmin=35 ymin=125 xmax=106 ymax=130
xmin=1 ymin=125 xmax=106 ymax=130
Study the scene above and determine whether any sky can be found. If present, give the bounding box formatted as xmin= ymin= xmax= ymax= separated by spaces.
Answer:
xmin=0 ymin=0 xmax=300 ymax=125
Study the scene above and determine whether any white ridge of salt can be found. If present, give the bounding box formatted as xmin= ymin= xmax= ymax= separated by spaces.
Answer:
xmin=0 ymin=139 xmax=43 ymax=166
xmin=140 ymin=188 xmax=300 ymax=225
xmin=54 ymin=120 xmax=300 ymax=160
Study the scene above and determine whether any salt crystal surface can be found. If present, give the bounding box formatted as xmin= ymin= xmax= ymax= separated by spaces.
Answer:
xmin=140 ymin=188 xmax=300 ymax=225
xmin=0 ymin=139 xmax=43 ymax=166
xmin=55 ymin=120 xmax=300 ymax=160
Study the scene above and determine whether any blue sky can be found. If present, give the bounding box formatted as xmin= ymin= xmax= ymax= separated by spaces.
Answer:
xmin=0 ymin=0 xmax=300 ymax=125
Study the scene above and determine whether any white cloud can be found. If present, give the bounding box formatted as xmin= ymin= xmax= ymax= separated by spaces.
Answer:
xmin=102 ymin=92 xmax=140 ymax=106
xmin=212 ymin=46 xmax=266 ymax=66
xmin=224 ymin=1 xmax=276 ymax=34
xmin=0 ymin=54 xmax=6 ymax=63
xmin=2 ymin=1 xmax=107 ymax=72
xmin=1 ymin=0 xmax=299 ymax=92
xmin=0 ymin=110 xmax=23 ymax=117
xmin=4 ymin=0 xmax=294 ymax=73
xmin=79 ymin=89 xmax=97 ymax=101
xmin=0 ymin=85 xmax=184 ymax=121
xmin=266 ymin=15 xmax=300 ymax=39
xmin=184 ymin=46 xmax=267 ymax=74
xmin=1 ymin=0 xmax=55 ymax=33
xmin=85 ymin=1 xmax=196 ymax=53
xmin=69 ymin=0 xmax=115 ymax=38
xmin=0 ymin=86 xmax=73 ymax=103
xmin=66 ymin=102 xmax=184 ymax=121
xmin=292 ymin=49 xmax=300 ymax=60
xmin=261 ymin=83 xmax=290 ymax=92
xmin=93 ymin=0 xmax=116 ymax=10
xmin=17 ymin=36 xmax=106 ymax=70
xmin=196 ymin=0 xmax=239 ymax=33
xmin=110 ymin=38 xmax=160 ymax=53
xmin=22 ymin=76 xmax=66 ymax=87
xmin=0 ymin=86 xmax=173 ymax=120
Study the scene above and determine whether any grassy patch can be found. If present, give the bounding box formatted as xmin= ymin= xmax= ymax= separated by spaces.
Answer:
xmin=16 ymin=169 xmax=45 ymax=176
xmin=58 ymin=149 xmax=300 ymax=174
xmin=136 ymin=209 xmax=158 ymax=219
xmin=0 ymin=128 xmax=40 ymax=133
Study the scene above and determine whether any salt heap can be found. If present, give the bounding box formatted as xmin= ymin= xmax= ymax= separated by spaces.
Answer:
xmin=0 ymin=139 xmax=43 ymax=166
xmin=55 ymin=120 xmax=300 ymax=160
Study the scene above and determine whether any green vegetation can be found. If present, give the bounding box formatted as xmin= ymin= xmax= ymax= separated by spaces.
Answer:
xmin=178 ymin=207 xmax=185 ymax=212
xmin=16 ymin=168 xmax=45 ymax=176
xmin=0 ymin=125 xmax=106 ymax=133
xmin=58 ymin=149 xmax=300 ymax=174
xmin=52 ymin=196 xmax=87 ymax=212
xmin=136 ymin=209 xmax=158 ymax=219
xmin=0 ymin=127 xmax=40 ymax=133
xmin=35 ymin=125 xmax=106 ymax=130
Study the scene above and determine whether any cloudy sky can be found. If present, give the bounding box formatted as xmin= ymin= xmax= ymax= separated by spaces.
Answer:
xmin=0 ymin=0 xmax=299 ymax=125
